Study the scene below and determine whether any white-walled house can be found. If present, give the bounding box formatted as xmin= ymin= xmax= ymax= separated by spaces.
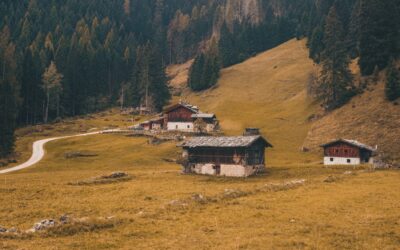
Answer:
xmin=321 ymin=139 xmax=376 ymax=166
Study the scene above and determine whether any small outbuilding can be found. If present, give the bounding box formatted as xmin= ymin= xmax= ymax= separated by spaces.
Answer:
xmin=178 ymin=129 xmax=273 ymax=177
xmin=321 ymin=139 xmax=376 ymax=166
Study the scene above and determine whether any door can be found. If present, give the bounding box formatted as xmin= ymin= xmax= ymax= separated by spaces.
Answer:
xmin=214 ymin=165 xmax=221 ymax=175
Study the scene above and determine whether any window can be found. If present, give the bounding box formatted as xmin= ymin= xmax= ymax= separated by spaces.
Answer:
xmin=176 ymin=125 xmax=178 ymax=129
xmin=347 ymin=159 xmax=351 ymax=163
xmin=187 ymin=125 xmax=190 ymax=129
xmin=330 ymin=158 xmax=334 ymax=162
xmin=344 ymin=149 xmax=348 ymax=154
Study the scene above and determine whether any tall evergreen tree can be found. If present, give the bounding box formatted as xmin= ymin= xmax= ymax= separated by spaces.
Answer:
xmin=385 ymin=61 xmax=400 ymax=101
xmin=318 ymin=5 xmax=355 ymax=110
xmin=0 ymin=26 xmax=19 ymax=157
xmin=358 ymin=0 xmax=398 ymax=75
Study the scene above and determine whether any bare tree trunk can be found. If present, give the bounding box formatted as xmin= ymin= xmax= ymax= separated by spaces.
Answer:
xmin=120 ymin=86 xmax=124 ymax=110
xmin=56 ymin=94 xmax=60 ymax=118
xmin=45 ymin=91 xmax=49 ymax=123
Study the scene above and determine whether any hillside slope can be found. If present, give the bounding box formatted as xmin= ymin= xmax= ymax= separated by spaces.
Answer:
xmin=304 ymin=81 xmax=400 ymax=162
xmin=173 ymin=39 xmax=400 ymax=163
xmin=180 ymin=39 xmax=319 ymax=165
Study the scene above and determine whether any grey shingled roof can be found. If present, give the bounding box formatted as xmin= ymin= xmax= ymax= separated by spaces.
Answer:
xmin=321 ymin=139 xmax=376 ymax=152
xmin=178 ymin=135 xmax=272 ymax=148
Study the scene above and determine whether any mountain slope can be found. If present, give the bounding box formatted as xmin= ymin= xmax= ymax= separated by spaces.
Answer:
xmin=175 ymin=39 xmax=400 ymax=163
xmin=180 ymin=39 xmax=319 ymax=165
xmin=304 ymin=81 xmax=400 ymax=162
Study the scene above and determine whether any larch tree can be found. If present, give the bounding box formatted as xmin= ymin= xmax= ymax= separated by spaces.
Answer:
xmin=42 ymin=61 xmax=63 ymax=123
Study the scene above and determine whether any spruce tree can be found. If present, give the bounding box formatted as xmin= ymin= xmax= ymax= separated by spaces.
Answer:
xmin=318 ymin=6 xmax=355 ymax=110
xmin=359 ymin=0 xmax=398 ymax=75
xmin=0 ymin=26 xmax=19 ymax=157
xmin=385 ymin=61 xmax=400 ymax=101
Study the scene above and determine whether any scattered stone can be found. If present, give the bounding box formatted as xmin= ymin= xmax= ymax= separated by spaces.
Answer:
xmin=373 ymin=158 xmax=394 ymax=169
xmin=222 ymin=189 xmax=246 ymax=199
xmin=105 ymin=172 xmax=128 ymax=179
xmin=168 ymin=200 xmax=188 ymax=207
xmin=0 ymin=226 xmax=7 ymax=233
xmin=64 ymin=151 xmax=98 ymax=159
xmin=290 ymin=219 xmax=296 ymax=223
xmin=68 ymin=172 xmax=132 ymax=186
xmin=301 ymin=147 xmax=310 ymax=152
xmin=191 ymin=193 xmax=206 ymax=203
xmin=162 ymin=158 xmax=176 ymax=163
xmin=59 ymin=215 xmax=71 ymax=224
xmin=32 ymin=219 xmax=57 ymax=232
xmin=343 ymin=171 xmax=356 ymax=175
xmin=324 ymin=176 xmax=338 ymax=183
xmin=7 ymin=227 xmax=17 ymax=233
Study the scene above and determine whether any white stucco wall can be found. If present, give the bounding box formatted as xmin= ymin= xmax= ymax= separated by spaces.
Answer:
xmin=191 ymin=164 xmax=264 ymax=177
xmin=167 ymin=122 xmax=194 ymax=132
xmin=193 ymin=164 xmax=216 ymax=175
xmin=324 ymin=157 xmax=360 ymax=166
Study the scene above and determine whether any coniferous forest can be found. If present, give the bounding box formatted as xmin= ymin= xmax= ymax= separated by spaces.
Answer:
xmin=1 ymin=0 xmax=400 ymax=157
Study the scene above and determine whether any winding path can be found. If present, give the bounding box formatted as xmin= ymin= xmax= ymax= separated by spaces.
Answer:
xmin=0 ymin=131 xmax=107 ymax=175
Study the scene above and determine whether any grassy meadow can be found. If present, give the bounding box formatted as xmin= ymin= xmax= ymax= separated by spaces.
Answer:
xmin=1 ymin=39 xmax=400 ymax=249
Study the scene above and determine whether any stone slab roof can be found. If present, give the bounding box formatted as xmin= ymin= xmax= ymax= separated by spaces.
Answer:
xmin=178 ymin=135 xmax=273 ymax=148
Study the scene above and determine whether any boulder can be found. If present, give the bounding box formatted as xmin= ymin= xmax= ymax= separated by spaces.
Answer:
xmin=0 ymin=226 xmax=7 ymax=233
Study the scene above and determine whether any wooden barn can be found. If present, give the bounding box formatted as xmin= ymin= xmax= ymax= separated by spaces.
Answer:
xmin=139 ymin=116 xmax=164 ymax=131
xmin=163 ymin=102 xmax=218 ymax=132
xmin=321 ymin=139 xmax=376 ymax=166
xmin=178 ymin=129 xmax=273 ymax=177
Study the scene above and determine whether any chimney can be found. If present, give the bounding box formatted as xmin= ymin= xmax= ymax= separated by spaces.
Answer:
xmin=243 ymin=128 xmax=260 ymax=136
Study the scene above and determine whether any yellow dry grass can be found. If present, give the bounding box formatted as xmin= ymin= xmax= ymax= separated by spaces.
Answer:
xmin=181 ymin=39 xmax=319 ymax=165
xmin=1 ymin=39 xmax=400 ymax=249
xmin=166 ymin=59 xmax=194 ymax=90
xmin=304 ymin=61 xmax=400 ymax=161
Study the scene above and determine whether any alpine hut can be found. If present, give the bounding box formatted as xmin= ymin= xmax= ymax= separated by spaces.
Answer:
xmin=321 ymin=139 xmax=377 ymax=166
xmin=178 ymin=129 xmax=273 ymax=177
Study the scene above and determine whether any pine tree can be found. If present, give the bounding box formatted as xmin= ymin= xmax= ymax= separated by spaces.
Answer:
xmin=318 ymin=6 xmax=355 ymax=110
xmin=0 ymin=26 xmax=19 ymax=157
xmin=188 ymin=49 xmax=220 ymax=92
xmin=359 ymin=0 xmax=398 ymax=75
xmin=385 ymin=61 xmax=400 ymax=101
xmin=219 ymin=23 xmax=236 ymax=67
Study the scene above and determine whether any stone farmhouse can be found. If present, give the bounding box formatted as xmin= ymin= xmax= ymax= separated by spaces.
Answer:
xmin=178 ymin=128 xmax=273 ymax=177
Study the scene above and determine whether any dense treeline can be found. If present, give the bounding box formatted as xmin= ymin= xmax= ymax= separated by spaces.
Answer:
xmin=1 ymin=0 xmax=400 ymax=157
xmin=305 ymin=0 xmax=400 ymax=108
xmin=0 ymin=0 xmax=211 ymax=156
